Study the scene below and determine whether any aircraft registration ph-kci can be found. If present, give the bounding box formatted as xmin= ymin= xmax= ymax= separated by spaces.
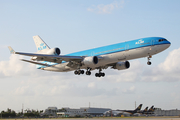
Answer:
xmin=8 ymin=36 xmax=171 ymax=77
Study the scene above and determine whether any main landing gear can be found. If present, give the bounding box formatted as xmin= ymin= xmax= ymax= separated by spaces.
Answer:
xmin=74 ymin=70 xmax=84 ymax=75
xmin=95 ymin=72 xmax=105 ymax=77
xmin=86 ymin=67 xmax=91 ymax=75
xmin=74 ymin=68 xmax=92 ymax=76
xmin=95 ymin=68 xmax=105 ymax=77
xmin=147 ymin=55 xmax=152 ymax=65
xmin=74 ymin=67 xmax=105 ymax=77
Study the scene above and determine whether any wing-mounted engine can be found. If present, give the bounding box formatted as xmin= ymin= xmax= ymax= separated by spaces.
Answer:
xmin=46 ymin=47 xmax=61 ymax=55
xmin=82 ymin=56 xmax=98 ymax=67
xmin=113 ymin=61 xmax=130 ymax=70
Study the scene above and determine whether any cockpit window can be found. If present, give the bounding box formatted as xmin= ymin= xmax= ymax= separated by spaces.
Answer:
xmin=159 ymin=39 xmax=167 ymax=42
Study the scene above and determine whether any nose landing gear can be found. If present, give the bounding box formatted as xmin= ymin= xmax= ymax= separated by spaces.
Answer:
xmin=147 ymin=55 xmax=152 ymax=65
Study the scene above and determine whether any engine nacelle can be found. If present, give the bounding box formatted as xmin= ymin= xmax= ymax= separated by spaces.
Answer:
xmin=47 ymin=47 xmax=61 ymax=55
xmin=82 ymin=56 xmax=98 ymax=66
xmin=31 ymin=47 xmax=61 ymax=61
xmin=114 ymin=61 xmax=130 ymax=70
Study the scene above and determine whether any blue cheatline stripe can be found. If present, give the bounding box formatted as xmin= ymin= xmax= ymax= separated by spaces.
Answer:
xmin=37 ymin=37 xmax=169 ymax=69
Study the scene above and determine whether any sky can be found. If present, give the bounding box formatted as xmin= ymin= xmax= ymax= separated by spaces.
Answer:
xmin=0 ymin=0 xmax=180 ymax=112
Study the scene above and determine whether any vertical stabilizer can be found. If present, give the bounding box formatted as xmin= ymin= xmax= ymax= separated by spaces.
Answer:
xmin=33 ymin=35 xmax=50 ymax=51
xmin=148 ymin=106 xmax=154 ymax=112
xmin=144 ymin=107 xmax=148 ymax=112
xmin=135 ymin=104 xmax=143 ymax=111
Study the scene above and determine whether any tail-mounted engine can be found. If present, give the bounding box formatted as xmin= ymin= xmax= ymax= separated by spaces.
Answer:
xmin=82 ymin=56 xmax=98 ymax=67
xmin=31 ymin=47 xmax=61 ymax=61
xmin=47 ymin=47 xmax=61 ymax=55
xmin=113 ymin=61 xmax=130 ymax=70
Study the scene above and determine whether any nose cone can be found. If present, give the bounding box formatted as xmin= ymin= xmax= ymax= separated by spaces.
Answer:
xmin=167 ymin=40 xmax=171 ymax=48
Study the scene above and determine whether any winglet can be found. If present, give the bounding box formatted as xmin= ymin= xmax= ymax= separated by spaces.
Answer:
xmin=8 ymin=46 xmax=16 ymax=54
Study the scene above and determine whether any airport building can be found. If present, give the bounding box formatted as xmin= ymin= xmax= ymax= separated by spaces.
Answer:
xmin=154 ymin=109 xmax=180 ymax=116
xmin=43 ymin=106 xmax=180 ymax=117
xmin=56 ymin=107 xmax=111 ymax=117
xmin=43 ymin=107 xmax=58 ymax=117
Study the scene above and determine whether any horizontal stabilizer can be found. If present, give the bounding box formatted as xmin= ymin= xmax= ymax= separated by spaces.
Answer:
xmin=8 ymin=46 xmax=16 ymax=54
xmin=21 ymin=59 xmax=51 ymax=67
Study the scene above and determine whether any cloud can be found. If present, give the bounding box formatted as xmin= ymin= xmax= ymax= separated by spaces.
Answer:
xmin=13 ymin=86 xmax=34 ymax=96
xmin=123 ymin=86 xmax=136 ymax=94
xmin=106 ymin=60 xmax=143 ymax=82
xmin=0 ymin=55 xmax=38 ymax=78
xmin=87 ymin=0 xmax=124 ymax=14
xmin=88 ymin=82 xmax=95 ymax=88
xmin=11 ymin=80 xmax=118 ymax=97
xmin=159 ymin=47 xmax=180 ymax=73
xmin=141 ymin=47 xmax=180 ymax=82
xmin=0 ymin=55 xmax=25 ymax=77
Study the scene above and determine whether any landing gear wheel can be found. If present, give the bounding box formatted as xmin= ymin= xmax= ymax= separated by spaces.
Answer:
xmin=101 ymin=73 xmax=105 ymax=77
xmin=74 ymin=71 xmax=78 ymax=75
xmin=74 ymin=70 xmax=84 ymax=75
xmin=78 ymin=70 xmax=81 ymax=75
xmin=147 ymin=61 xmax=152 ymax=65
xmin=86 ymin=68 xmax=92 ymax=76
xmin=95 ymin=68 xmax=106 ymax=77
xmin=95 ymin=73 xmax=99 ymax=77
xmin=147 ymin=55 xmax=152 ymax=65
xmin=86 ymin=71 xmax=91 ymax=75
xmin=95 ymin=72 xmax=105 ymax=77
xmin=81 ymin=70 xmax=84 ymax=74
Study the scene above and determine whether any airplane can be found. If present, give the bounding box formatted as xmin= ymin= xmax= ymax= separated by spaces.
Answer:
xmin=122 ymin=104 xmax=143 ymax=115
xmin=104 ymin=104 xmax=143 ymax=116
xmin=103 ymin=110 xmax=124 ymax=117
xmin=145 ymin=105 xmax=155 ymax=115
xmin=8 ymin=36 xmax=171 ymax=77
xmin=138 ymin=107 xmax=148 ymax=115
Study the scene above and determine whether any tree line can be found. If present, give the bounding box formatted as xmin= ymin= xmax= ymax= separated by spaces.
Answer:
xmin=0 ymin=108 xmax=43 ymax=118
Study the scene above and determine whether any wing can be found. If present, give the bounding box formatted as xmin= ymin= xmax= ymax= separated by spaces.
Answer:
xmin=8 ymin=46 xmax=83 ymax=63
xmin=21 ymin=59 xmax=52 ymax=66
